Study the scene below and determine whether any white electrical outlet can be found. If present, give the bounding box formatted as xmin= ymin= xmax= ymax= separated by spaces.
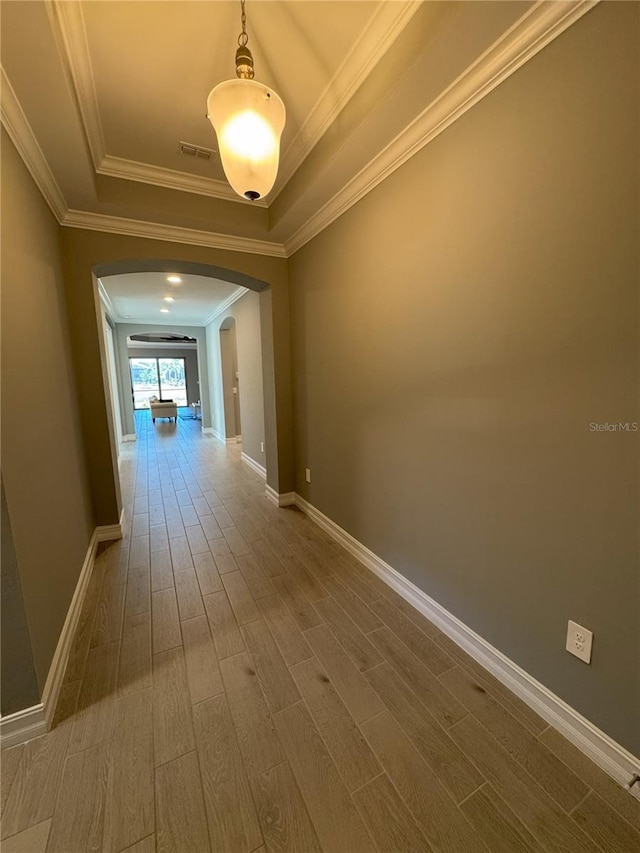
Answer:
xmin=566 ymin=620 xmax=593 ymax=664
xmin=305 ymin=468 xmax=311 ymax=483
xmin=260 ymin=441 xmax=264 ymax=453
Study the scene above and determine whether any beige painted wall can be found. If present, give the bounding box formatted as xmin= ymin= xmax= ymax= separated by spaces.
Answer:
xmin=1 ymin=478 xmax=39 ymax=714
xmin=289 ymin=2 xmax=639 ymax=754
xmin=1 ymin=131 xmax=94 ymax=691
xmin=206 ymin=291 xmax=266 ymax=467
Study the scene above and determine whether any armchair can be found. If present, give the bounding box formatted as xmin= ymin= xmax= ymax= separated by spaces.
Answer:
xmin=149 ymin=396 xmax=178 ymax=423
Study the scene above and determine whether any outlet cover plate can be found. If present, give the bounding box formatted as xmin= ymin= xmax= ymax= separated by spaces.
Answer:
xmin=566 ymin=620 xmax=593 ymax=664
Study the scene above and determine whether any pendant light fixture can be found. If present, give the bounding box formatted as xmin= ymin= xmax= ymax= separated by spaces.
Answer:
xmin=206 ymin=0 xmax=286 ymax=201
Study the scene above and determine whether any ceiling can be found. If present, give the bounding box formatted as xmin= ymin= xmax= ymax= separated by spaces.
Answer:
xmin=0 ymin=1 xmax=593 ymax=255
xmin=0 ymin=0 xmax=420 ymax=215
xmin=99 ymin=272 xmax=247 ymax=326
xmin=82 ymin=1 xmax=390 ymax=187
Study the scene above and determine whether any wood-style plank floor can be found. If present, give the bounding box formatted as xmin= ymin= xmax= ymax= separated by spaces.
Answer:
xmin=2 ymin=412 xmax=639 ymax=852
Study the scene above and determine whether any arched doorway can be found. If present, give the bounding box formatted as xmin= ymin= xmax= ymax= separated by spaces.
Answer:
xmin=95 ymin=261 xmax=265 ymax=450
xmin=82 ymin=253 xmax=290 ymax=523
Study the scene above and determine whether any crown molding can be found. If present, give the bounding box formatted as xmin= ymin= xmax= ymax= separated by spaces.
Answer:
xmin=272 ymin=0 xmax=421 ymax=197
xmin=0 ymin=65 xmax=67 ymax=222
xmin=45 ymin=0 xmax=106 ymax=168
xmin=0 ymin=62 xmax=284 ymax=257
xmin=284 ymin=0 xmax=599 ymax=256
xmin=45 ymin=0 xmax=417 ymax=209
xmin=61 ymin=209 xmax=287 ymax=258
xmin=6 ymin=0 xmax=598 ymax=263
xmin=0 ymin=67 xmax=284 ymax=257
xmin=98 ymin=154 xmax=268 ymax=207
xmin=201 ymin=287 xmax=249 ymax=327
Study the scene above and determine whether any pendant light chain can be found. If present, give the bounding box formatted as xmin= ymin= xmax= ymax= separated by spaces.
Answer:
xmin=234 ymin=0 xmax=254 ymax=79
xmin=238 ymin=0 xmax=249 ymax=47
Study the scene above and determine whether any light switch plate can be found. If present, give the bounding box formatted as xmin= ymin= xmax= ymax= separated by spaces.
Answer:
xmin=566 ymin=620 xmax=593 ymax=664
xmin=305 ymin=468 xmax=311 ymax=483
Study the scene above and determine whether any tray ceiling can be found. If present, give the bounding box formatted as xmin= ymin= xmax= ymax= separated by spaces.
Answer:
xmin=83 ymin=1 xmax=388 ymax=187
xmin=1 ymin=1 xmax=595 ymax=254
xmin=24 ymin=0 xmax=419 ymax=206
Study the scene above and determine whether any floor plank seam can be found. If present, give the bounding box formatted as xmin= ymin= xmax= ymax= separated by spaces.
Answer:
xmin=348 ymin=770 xmax=386 ymax=797
xmin=456 ymin=779 xmax=487 ymax=807
xmin=567 ymin=787 xmax=594 ymax=816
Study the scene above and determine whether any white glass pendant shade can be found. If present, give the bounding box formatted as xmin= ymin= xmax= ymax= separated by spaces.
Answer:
xmin=207 ymin=78 xmax=285 ymax=201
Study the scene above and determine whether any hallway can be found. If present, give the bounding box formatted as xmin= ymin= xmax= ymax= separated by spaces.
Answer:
xmin=1 ymin=415 xmax=638 ymax=853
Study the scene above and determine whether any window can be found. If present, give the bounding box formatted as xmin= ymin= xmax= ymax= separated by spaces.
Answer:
xmin=129 ymin=357 xmax=188 ymax=409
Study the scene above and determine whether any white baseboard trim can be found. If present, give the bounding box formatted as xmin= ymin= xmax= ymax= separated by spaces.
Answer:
xmin=1 ymin=521 xmax=124 ymax=748
xmin=42 ymin=519 xmax=121 ymax=729
xmin=265 ymin=485 xmax=296 ymax=507
xmin=37 ymin=530 xmax=99 ymax=730
xmin=0 ymin=705 xmax=47 ymax=750
xmin=201 ymin=427 xmax=215 ymax=435
xmin=211 ymin=428 xmax=236 ymax=444
xmin=95 ymin=516 xmax=124 ymax=543
xmin=122 ymin=433 xmax=136 ymax=442
xmin=294 ymin=494 xmax=640 ymax=792
xmin=241 ymin=452 xmax=266 ymax=479
xmin=265 ymin=484 xmax=278 ymax=505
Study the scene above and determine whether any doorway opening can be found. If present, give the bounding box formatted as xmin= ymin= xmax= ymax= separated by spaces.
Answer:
xmin=92 ymin=257 xmax=286 ymax=517
xmin=219 ymin=317 xmax=241 ymax=440
xmin=102 ymin=318 xmax=123 ymax=450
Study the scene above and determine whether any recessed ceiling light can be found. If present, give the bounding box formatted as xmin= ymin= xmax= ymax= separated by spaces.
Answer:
xmin=163 ymin=296 xmax=174 ymax=302
xmin=167 ymin=275 xmax=181 ymax=283
xmin=160 ymin=308 xmax=169 ymax=313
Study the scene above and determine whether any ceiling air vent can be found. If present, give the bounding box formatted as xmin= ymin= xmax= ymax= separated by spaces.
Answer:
xmin=179 ymin=141 xmax=215 ymax=160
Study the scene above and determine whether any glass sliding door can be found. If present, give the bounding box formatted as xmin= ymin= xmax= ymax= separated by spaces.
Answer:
xmin=158 ymin=358 xmax=187 ymax=406
xmin=129 ymin=357 xmax=188 ymax=409
xmin=130 ymin=358 xmax=160 ymax=409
